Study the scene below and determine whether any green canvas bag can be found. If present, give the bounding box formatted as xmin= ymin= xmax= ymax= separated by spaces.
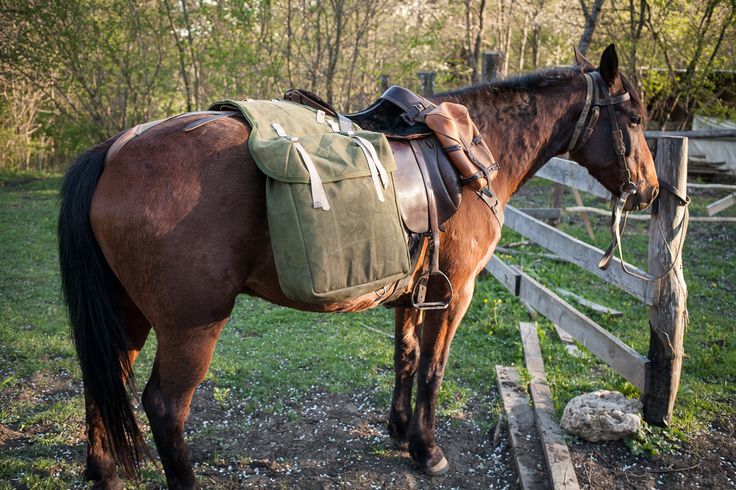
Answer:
xmin=209 ymin=99 xmax=410 ymax=303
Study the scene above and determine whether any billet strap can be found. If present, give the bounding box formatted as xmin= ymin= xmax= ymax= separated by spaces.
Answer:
xmin=477 ymin=187 xmax=504 ymax=228
xmin=272 ymin=123 xmax=331 ymax=211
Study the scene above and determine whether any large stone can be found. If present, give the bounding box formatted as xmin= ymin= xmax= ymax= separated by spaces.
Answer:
xmin=560 ymin=390 xmax=642 ymax=442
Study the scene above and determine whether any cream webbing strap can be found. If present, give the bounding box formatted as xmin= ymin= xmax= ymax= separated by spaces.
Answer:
xmin=330 ymin=117 xmax=390 ymax=203
xmin=272 ymin=123 xmax=330 ymax=211
xmin=352 ymin=135 xmax=389 ymax=202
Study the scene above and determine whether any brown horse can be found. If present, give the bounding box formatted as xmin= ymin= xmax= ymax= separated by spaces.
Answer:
xmin=58 ymin=45 xmax=657 ymax=488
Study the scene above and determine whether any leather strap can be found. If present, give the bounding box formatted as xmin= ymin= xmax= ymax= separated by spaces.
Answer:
xmin=410 ymin=140 xmax=440 ymax=273
xmin=409 ymin=139 xmax=453 ymax=309
xmin=568 ymin=73 xmax=595 ymax=152
xmin=183 ymin=111 xmax=241 ymax=132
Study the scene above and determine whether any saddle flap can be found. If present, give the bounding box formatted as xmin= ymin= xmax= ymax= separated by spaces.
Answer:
xmin=390 ymin=138 xmax=461 ymax=235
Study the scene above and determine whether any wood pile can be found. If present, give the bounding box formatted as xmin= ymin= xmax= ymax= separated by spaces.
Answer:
xmin=688 ymin=152 xmax=732 ymax=182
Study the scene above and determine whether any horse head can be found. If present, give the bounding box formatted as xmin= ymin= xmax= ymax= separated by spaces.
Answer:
xmin=568 ymin=44 xmax=659 ymax=211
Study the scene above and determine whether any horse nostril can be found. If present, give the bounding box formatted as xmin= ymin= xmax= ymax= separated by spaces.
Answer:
xmin=651 ymin=186 xmax=659 ymax=202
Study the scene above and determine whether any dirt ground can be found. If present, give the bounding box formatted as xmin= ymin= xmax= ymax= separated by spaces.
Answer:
xmin=3 ymin=374 xmax=735 ymax=489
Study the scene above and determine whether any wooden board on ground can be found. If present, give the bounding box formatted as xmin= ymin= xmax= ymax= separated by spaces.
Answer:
xmin=520 ymin=322 xmax=581 ymax=490
xmin=707 ymin=193 xmax=736 ymax=216
xmin=485 ymin=255 xmax=649 ymax=392
xmin=556 ymin=288 xmax=623 ymax=317
xmin=553 ymin=325 xmax=582 ymax=358
xmin=495 ymin=366 xmax=550 ymax=490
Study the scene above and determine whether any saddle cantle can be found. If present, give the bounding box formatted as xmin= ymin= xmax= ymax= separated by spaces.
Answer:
xmin=286 ymin=87 xmax=501 ymax=309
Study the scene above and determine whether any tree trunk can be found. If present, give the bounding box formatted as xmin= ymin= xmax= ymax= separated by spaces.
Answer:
xmin=578 ymin=0 xmax=605 ymax=55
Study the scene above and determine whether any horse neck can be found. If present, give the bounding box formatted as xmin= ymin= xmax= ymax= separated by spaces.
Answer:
xmin=434 ymin=77 xmax=585 ymax=205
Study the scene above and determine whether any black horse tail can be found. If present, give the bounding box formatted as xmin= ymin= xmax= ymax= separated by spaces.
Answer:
xmin=58 ymin=135 xmax=147 ymax=478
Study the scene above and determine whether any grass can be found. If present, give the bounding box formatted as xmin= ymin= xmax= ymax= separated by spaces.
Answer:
xmin=0 ymin=171 xmax=734 ymax=486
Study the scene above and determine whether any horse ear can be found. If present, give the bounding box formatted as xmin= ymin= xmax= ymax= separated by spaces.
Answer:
xmin=573 ymin=46 xmax=594 ymax=70
xmin=599 ymin=44 xmax=620 ymax=86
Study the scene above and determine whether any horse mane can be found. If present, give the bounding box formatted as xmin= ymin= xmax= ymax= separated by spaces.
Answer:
xmin=436 ymin=64 xmax=645 ymax=116
xmin=437 ymin=66 xmax=581 ymax=100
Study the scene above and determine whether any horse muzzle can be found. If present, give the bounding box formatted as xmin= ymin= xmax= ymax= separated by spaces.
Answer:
xmin=623 ymin=185 xmax=659 ymax=211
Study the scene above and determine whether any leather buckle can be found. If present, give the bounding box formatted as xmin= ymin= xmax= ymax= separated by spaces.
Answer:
xmin=401 ymin=103 xmax=427 ymax=125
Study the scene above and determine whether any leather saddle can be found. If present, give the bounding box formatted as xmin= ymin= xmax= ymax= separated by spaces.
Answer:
xmin=285 ymin=87 xmax=501 ymax=309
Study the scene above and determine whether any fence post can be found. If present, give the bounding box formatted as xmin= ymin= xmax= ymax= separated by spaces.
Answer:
xmin=380 ymin=74 xmax=390 ymax=93
xmin=481 ymin=51 xmax=504 ymax=82
xmin=643 ymin=136 xmax=689 ymax=425
xmin=417 ymin=71 xmax=436 ymax=96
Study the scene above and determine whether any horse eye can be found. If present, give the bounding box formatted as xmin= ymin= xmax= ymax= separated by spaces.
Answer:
xmin=630 ymin=114 xmax=642 ymax=126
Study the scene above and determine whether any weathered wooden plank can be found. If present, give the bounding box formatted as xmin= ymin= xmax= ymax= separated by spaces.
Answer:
xmin=495 ymin=366 xmax=551 ymax=490
xmin=519 ymin=323 xmax=581 ymax=490
xmin=504 ymin=205 xmax=657 ymax=305
xmin=485 ymin=255 xmax=520 ymax=294
xmin=644 ymin=136 xmax=689 ymax=425
xmin=706 ymin=192 xmax=736 ymax=216
xmin=485 ymin=257 xmax=649 ymax=391
xmin=571 ymin=189 xmax=595 ymax=240
xmin=687 ymin=182 xmax=736 ymax=190
xmin=518 ymin=273 xmax=649 ymax=392
xmin=645 ymin=129 xmax=736 ymax=139
xmin=535 ymin=157 xmax=611 ymax=200
xmin=553 ymin=325 xmax=582 ymax=358
xmin=565 ymin=206 xmax=736 ymax=222
xmin=518 ymin=208 xmax=563 ymax=220
xmin=557 ymin=288 xmax=623 ymax=317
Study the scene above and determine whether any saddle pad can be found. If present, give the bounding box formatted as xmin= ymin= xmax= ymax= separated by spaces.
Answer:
xmin=209 ymin=99 xmax=410 ymax=304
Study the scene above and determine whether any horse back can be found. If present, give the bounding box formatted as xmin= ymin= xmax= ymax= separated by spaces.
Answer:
xmin=90 ymin=116 xmax=394 ymax=327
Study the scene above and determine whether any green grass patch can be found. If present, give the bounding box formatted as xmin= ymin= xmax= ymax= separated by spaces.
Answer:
xmin=0 ymin=172 xmax=733 ymax=484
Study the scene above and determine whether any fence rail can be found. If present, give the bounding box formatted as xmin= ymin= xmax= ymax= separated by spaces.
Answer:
xmin=487 ymin=136 xmax=689 ymax=424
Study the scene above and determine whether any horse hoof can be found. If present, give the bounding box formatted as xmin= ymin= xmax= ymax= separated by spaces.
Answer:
xmin=391 ymin=437 xmax=409 ymax=451
xmin=423 ymin=456 xmax=449 ymax=477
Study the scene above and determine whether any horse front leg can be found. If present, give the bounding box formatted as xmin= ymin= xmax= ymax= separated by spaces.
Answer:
xmin=388 ymin=307 xmax=423 ymax=449
xmin=408 ymin=279 xmax=475 ymax=475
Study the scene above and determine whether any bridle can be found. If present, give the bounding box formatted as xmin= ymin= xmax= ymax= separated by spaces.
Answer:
xmin=566 ymin=71 xmax=645 ymax=274
xmin=568 ymin=71 xmax=636 ymax=195
xmin=566 ymin=71 xmax=691 ymax=282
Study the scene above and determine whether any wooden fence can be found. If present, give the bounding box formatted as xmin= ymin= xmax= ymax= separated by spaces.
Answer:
xmin=486 ymin=136 xmax=689 ymax=424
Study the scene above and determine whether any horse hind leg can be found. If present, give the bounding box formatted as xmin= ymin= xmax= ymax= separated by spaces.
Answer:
xmin=142 ymin=318 xmax=227 ymax=490
xmin=388 ymin=307 xmax=422 ymax=449
xmin=84 ymin=292 xmax=151 ymax=489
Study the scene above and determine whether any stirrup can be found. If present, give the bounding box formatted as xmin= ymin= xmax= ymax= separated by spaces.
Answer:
xmin=411 ymin=271 xmax=453 ymax=310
